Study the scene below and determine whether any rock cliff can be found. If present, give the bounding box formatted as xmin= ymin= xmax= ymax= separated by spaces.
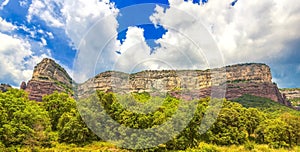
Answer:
xmin=280 ymin=89 xmax=300 ymax=99
xmin=22 ymin=59 xmax=291 ymax=107
xmin=21 ymin=58 xmax=73 ymax=101
xmin=77 ymin=63 xmax=290 ymax=106
xmin=280 ymin=89 xmax=300 ymax=109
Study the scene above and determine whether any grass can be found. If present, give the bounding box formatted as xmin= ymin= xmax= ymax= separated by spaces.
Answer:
xmin=8 ymin=142 xmax=299 ymax=152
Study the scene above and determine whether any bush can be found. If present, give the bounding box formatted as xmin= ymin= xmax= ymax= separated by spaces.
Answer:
xmin=244 ymin=141 xmax=255 ymax=150
xmin=198 ymin=142 xmax=219 ymax=152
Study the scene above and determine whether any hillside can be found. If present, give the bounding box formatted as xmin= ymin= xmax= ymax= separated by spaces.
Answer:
xmin=232 ymin=94 xmax=300 ymax=116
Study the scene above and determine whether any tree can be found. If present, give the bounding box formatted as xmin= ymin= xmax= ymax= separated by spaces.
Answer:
xmin=0 ymin=89 xmax=51 ymax=147
xmin=280 ymin=113 xmax=300 ymax=146
xmin=255 ymin=118 xmax=290 ymax=148
xmin=42 ymin=92 xmax=76 ymax=130
xmin=57 ymin=109 xmax=98 ymax=144
xmin=204 ymin=101 xmax=248 ymax=145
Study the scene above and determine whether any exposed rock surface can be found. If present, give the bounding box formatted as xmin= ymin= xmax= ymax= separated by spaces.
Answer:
xmin=22 ymin=59 xmax=291 ymax=107
xmin=23 ymin=58 xmax=73 ymax=101
xmin=280 ymin=89 xmax=300 ymax=109
xmin=280 ymin=89 xmax=300 ymax=99
xmin=0 ymin=83 xmax=11 ymax=92
xmin=77 ymin=63 xmax=290 ymax=106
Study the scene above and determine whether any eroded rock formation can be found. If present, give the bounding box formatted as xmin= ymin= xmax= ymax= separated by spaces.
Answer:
xmin=23 ymin=58 xmax=73 ymax=101
xmin=22 ymin=58 xmax=291 ymax=107
xmin=77 ymin=63 xmax=290 ymax=106
xmin=280 ymin=89 xmax=300 ymax=99
xmin=280 ymin=89 xmax=300 ymax=109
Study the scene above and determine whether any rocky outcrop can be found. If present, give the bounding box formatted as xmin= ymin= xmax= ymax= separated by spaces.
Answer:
xmin=77 ymin=63 xmax=290 ymax=106
xmin=0 ymin=83 xmax=11 ymax=92
xmin=22 ymin=59 xmax=291 ymax=107
xmin=280 ymin=89 xmax=300 ymax=109
xmin=22 ymin=58 xmax=73 ymax=101
xmin=280 ymin=89 xmax=300 ymax=99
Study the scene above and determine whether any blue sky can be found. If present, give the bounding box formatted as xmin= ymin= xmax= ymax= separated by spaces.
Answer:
xmin=0 ymin=0 xmax=299 ymax=88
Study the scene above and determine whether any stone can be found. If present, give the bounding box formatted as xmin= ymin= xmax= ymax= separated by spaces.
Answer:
xmin=22 ymin=59 xmax=292 ymax=108
xmin=20 ymin=81 xmax=27 ymax=90
xmin=24 ymin=58 xmax=73 ymax=101
xmin=77 ymin=63 xmax=291 ymax=107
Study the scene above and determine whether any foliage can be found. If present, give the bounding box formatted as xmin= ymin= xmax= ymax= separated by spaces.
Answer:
xmin=57 ymin=109 xmax=98 ymax=145
xmin=232 ymin=94 xmax=300 ymax=116
xmin=42 ymin=92 xmax=76 ymax=130
xmin=0 ymin=89 xmax=51 ymax=148
xmin=1 ymin=90 xmax=300 ymax=151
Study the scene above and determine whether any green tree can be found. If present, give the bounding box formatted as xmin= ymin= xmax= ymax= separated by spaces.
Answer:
xmin=255 ymin=118 xmax=290 ymax=148
xmin=205 ymin=101 xmax=248 ymax=145
xmin=0 ymin=89 xmax=51 ymax=147
xmin=42 ymin=92 xmax=76 ymax=130
xmin=57 ymin=109 xmax=98 ymax=144
xmin=280 ymin=113 xmax=300 ymax=146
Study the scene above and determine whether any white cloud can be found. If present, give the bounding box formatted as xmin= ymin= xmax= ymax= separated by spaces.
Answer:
xmin=27 ymin=0 xmax=120 ymax=82
xmin=0 ymin=0 xmax=9 ymax=10
xmin=150 ymin=0 xmax=300 ymax=66
xmin=27 ymin=0 xmax=64 ymax=28
xmin=19 ymin=0 xmax=28 ymax=7
xmin=24 ymin=0 xmax=300 ymax=85
xmin=46 ymin=31 xmax=54 ymax=39
xmin=40 ymin=37 xmax=47 ymax=46
xmin=114 ymin=26 xmax=152 ymax=72
xmin=0 ymin=32 xmax=51 ymax=86
xmin=0 ymin=17 xmax=16 ymax=32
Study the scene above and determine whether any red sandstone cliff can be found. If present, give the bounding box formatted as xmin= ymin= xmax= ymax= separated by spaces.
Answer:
xmin=21 ymin=58 xmax=73 ymax=101
xmin=21 ymin=58 xmax=291 ymax=107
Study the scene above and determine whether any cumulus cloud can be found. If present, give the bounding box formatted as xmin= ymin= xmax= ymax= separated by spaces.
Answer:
xmin=150 ymin=0 xmax=300 ymax=65
xmin=27 ymin=0 xmax=64 ymax=27
xmin=0 ymin=17 xmax=16 ymax=32
xmin=114 ymin=26 xmax=151 ymax=72
xmin=27 ymin=0 xmax=120 ymax=82
xmin=115 ymin=25 xmax=209 ymax=72
xmin=0 ymin=32 xmax=51 ymax=87
xmin=26 ymin=0 xmax=300 ymax=84
xmin=0 ymin=0 xmax=9 ymax=10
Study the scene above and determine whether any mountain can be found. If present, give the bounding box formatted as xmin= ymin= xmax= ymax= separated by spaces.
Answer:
xmin=20 ymin=58 xmax=73 ymax=101
xmin=233 ymin=94 xmax=300 ymax=115
xmin=77 ymin=63 xmax=291 ymax=106
xmin=20 ymin=58 xmax=292 ymax=108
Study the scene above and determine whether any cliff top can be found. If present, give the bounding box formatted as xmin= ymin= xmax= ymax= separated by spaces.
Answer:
xmin=32 ymin=58 xmax=73 ymax=87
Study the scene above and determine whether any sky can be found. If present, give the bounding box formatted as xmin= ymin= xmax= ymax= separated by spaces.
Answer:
xmin=0 ymin=0 xmax=299 ymax=88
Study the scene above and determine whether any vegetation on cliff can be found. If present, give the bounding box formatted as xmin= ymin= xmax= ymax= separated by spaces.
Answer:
xmin=0 ymin=89 xmax=299 ymax=151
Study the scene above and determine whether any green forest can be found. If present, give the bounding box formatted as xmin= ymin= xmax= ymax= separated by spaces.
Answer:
xmin=0 ymin=89 xmax=300 ymax=152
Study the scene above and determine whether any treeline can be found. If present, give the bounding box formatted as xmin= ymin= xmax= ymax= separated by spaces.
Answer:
xmin=0 ymin=89 xmax=299 ymax=151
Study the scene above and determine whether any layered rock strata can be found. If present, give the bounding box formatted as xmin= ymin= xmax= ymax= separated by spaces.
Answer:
xmin=21 ymin=58 xmax=73 ymax=101
xmin=77 ymin=63 xmax=289 ymax=106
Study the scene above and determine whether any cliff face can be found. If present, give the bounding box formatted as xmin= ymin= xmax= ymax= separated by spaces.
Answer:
xmin=21 ymin=58 xmax=73 ymax=101
xmin=280 ymin=89 xmax=300 ymax=109
xmin=22 ymin=59 xmax=290 ymax=107
xmin=280 ymin=89 xmax=300 ymax=99
xmin=77 ymin=63 xmax=289 ymax=106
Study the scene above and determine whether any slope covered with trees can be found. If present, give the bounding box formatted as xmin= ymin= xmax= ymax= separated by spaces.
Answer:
xmin=0 ymin=89 xmax=299 ymax=151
